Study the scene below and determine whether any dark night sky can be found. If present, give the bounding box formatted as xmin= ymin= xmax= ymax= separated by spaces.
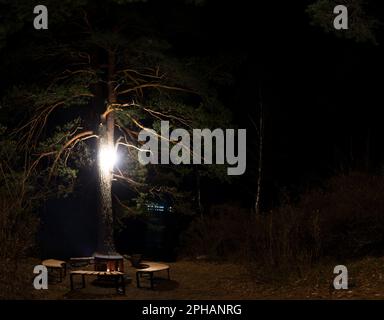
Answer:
xmin=171 ymin=0 xmax=384 ymax=200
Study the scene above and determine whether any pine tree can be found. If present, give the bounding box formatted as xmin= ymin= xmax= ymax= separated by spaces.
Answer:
xmin=1 ymin=0 xmax=234 ymax=255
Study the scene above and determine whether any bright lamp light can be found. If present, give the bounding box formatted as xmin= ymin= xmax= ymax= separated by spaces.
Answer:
xmin=99 ymin=144 xmax=117 ymax=173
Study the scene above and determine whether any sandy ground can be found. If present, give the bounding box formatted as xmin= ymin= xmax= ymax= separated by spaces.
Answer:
xmin=29 ymin=256 xmax=384 ymax=300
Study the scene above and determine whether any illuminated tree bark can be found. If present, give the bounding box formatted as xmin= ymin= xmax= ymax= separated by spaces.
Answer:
xmin=95 ymin=50 xmax=118 ymax=255
xmin=254 ymin=89 xmax=263 ymax=216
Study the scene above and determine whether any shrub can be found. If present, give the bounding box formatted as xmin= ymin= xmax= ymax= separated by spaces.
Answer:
xmin=0 ymin=166 xmax=39 ymax=299
xmin=181 ymin=204 xmax=250 ymax=261
xmin=182 ymin=172 xmax=384 ymax=279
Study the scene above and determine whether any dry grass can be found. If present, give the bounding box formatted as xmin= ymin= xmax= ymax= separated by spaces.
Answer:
xmin=183 ymin=172 xmax=384 ymax=281
xmin=22 ymin=256 xmax=384 ymax=300
xmin=5 ymin=171 xmax=384 ymax=299
xmin=0 ymin=172 xmax=39 ymax=299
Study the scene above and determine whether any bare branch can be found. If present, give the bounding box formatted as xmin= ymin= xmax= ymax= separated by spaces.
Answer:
xmin=48 ymin=131 xmax=96 ymax=179
xmin=118 ymin=83 xmax=196 ymax=96
xmin=113 ymin=173 xmax=146 ymax=188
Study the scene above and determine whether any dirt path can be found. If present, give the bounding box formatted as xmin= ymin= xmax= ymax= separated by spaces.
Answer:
xmin=29 ymin=257 xmax=384 ymax=300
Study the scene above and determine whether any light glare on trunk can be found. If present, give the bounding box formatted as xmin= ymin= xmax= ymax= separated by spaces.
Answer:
xmin=99 ymin=144 xmax=117 ymax=173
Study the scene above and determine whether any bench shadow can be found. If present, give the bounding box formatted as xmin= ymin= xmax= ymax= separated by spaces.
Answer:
xmin=64 ymin=290 xmax=121 ymax=299
xmin=138 ymin=278 xmax=179 ymax=291
xmin=90 ymin=277 xmax=132 ymax=287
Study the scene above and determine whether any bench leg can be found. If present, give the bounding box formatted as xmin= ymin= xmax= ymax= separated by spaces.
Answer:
xmin=167 ymin=269 xmax=170 ymax=280
xmin=70 ymin=274 xmax=83 ymax=290
xmin=136 ymin=272 xmax=141 ymax=288
xmin=47 ymin=267 xmax=53 ymax=283
xmin=150 ymin=272 xmax=154 ymax=290
xmin=115 ymin=276 xmax=118 ymax=293
xmin=115 ymin=275 xmax=125 ymax=295
xmin=121 ymin=276 xmax=126 ymax=295
xmin=70 ymin=274 xmax=74 ymax=290
xmin=136 ymin=271 xmax=156 ymax=289
xmin=47 ymin=267 xmax=64 ymax=283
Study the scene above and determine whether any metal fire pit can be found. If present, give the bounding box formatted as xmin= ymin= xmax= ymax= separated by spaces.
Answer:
xmin=94 ymin=253 xmax=124 ymax=272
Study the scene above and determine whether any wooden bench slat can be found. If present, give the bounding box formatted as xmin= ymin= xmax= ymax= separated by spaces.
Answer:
xmin=70 ymin=270 xmax=123 ymax=276
xmin=42 ymin=259 xmax=66 ymax=268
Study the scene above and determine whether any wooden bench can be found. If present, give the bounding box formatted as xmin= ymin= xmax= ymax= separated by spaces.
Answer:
xmin=69 ymin=256 xmax=94 ymax=268
xmin=70 ymin=270 xmax=126 ymax=294
xmin=42 ymin=259 xmax=67 ymax=282
xmin=135 ymin=262 xmax=170 ymax=289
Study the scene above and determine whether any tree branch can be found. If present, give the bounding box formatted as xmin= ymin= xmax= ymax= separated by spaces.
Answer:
xmin=117 ymin=83 xmax=196 ymax=96
xmin=48 ymin=131 xmax=96 ymax=179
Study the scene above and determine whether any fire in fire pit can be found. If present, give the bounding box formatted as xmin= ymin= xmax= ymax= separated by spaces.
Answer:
xmin=94 ymin=253 xmax=124 ymax=272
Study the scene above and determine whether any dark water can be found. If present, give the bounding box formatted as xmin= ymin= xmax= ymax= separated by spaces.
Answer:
xmin=39 ymin=194 xmax=186 ymax=261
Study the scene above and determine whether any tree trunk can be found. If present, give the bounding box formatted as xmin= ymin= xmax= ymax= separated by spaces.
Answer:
xmin=95 ymin=50 xmax=118 ymax=255
xmin=365 ymin=127 xmax=370 ymax=172
xmin=196 ymin=168 xmax=203 ymax=216
xmin=254 ymin=87 xmax=264 ymax=216
xmin=96 ymin=122 xmax=117 ymax=255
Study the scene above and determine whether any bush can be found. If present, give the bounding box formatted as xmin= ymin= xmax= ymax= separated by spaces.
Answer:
xmin=305 ymin=172 xmax=384 ymax=258
xmin=0 ymin=167 xmax=39 ymax=299
xmin=182 ymin=172 xmax=384 ymax=279
xmin=181 ymin=204 xmax=250 ymax=261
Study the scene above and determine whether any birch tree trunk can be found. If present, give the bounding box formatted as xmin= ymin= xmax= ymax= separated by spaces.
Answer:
xmin=254 ymin=87 xmax=264 ymax=216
